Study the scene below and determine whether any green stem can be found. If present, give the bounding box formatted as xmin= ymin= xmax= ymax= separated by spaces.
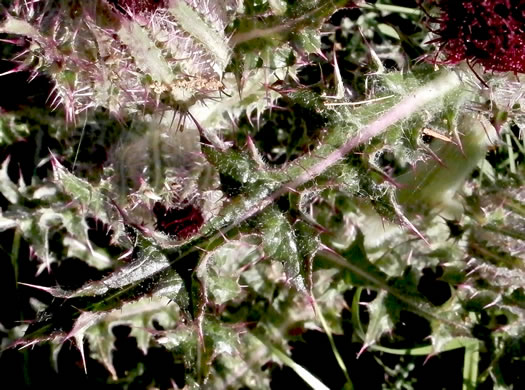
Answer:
xmin=505 ymin=132 xmax=517 ymax=174
xmin=314 ymin=300 xmax=354 ymax=389
xmin=483 ymin=224 xmax=525 ymax=242
xmin=359 ymin=3 xmax=423 ymax=16
xmin=11 ymin=228 xmax=20 ymax=290
xmin=213 ymin=70 xmax=462 ymax=234
xmin=263 ymin=339 xmax=330 ymax=390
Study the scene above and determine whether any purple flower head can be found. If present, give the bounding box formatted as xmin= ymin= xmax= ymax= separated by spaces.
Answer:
xmin=431 ymin=0 xmax=525 ymax=73
xmin=153 ymin=202 xmax=204 ymax=239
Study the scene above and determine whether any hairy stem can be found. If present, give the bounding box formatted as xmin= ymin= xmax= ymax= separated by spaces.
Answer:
xmin=220 ymin=70 xmax=462 ymax=233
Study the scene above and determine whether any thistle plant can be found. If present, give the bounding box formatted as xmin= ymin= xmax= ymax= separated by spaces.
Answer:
xmin=0 ymin=0 xmax=524 ymax=389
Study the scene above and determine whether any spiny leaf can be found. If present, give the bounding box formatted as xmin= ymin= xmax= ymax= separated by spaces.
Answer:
xmin=0 ymin=114 xmax=30 ymax=146
xmin=2 ymin=207 xmax=66 ymax=274
xmin=71 ymin=244 xmax=171 ymax=297
xmin=338 ymin=228 xmax=389 ymax=288
xmin=52 ymin=157 xmax=110 ymax=223
xmin=202 ymin=144 xmax=263 ymax=188
xmin=21 ymin=260 xmax=187 ymax=342
xmin=259 ymin=206 xmax=306 ymax=292
xmin=85 ymin=296 xmax=181 ymax=378
xmin=63 ymin=237 xmax=112 ymax=270
xmin=291 ymin=28 xmax=322 ymax=54
xmin=201 ymin=239 xmax=261 ymax=305
xmin=363 ymin=290 xmax=393 ymax=348
xmin=0 ymin=158 xmax=20 ymax=203
xmin=0 ymin=15 xmax=39 ymax=38
xmin=0 ymin=212 xmax=17 ymax=230
xmin=168 ymin=1 xmax=231 ymax=72
xmin=117 ymin=20 xmax=175 ymax=86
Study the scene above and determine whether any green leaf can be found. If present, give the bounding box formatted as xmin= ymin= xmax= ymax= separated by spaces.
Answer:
xmin=0 ymin=15 xmax=40 ymax=38
xmin=0 ymin=113 xmax=30 ymax=146
xmin=153 ymin=268 xmax=188 ymax=306
xmin=0 ymin=212 xmax=17 ymax=231
xmin=52 ymin=157 xmax=109 ymax=223
xmin=199 ymin=240 xmax=260 ymax=305
xmin=202 ymin=144 xmax=262 ymax=187
xmin=63 ymin=237 xmax=112 ymax=270
xmin=0 ymin=158 xmax=20 ymax=204
xmin=72 ymin=245 xmax=171 ymax=297
xmin=339 ymin=229 xmax=389 ymax=288
xmin=363 ymin=290 xmax=393 ymax=347
xmin=259 ymin=206 xmax=306 ymax=291
xmin=117 ymin=20 xmax=175 ymax=86
xmin=397 ymin=114 xmax=498 ymax=215
xmin=377 ymin=23 xmax=400 ymax=40
xmin=291 ymin=29 xmax=321 ymax=54
xmin=168 ymin=1 xmax=231 ymax=72
xmin=82 ymin=296 xmax=182 ymax=378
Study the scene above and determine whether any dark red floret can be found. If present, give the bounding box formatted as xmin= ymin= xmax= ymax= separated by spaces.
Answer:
xmin=430 ymin=0 xmax=525 ymax=73
xmin=153 ymin=202 xmax=204 ymax=239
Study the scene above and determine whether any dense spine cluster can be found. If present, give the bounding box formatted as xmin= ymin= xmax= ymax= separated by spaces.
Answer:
xmin=430 ymin=0 xmax=525 ymax=73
